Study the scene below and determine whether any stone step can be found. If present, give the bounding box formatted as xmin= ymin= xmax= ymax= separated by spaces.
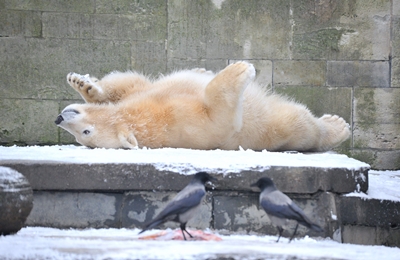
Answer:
xmin=339 ymin=196 xmax=400 ymax=246
xmin=4 ymin=145 xmax=396 ymax=245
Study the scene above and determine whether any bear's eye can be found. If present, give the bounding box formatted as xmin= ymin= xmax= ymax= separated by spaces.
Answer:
xmin=83 ymin=130 xmax=91 ymax=135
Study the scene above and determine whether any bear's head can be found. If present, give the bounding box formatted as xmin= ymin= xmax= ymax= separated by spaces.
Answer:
xmin=55 ymin=104 xmax=138 ymax=149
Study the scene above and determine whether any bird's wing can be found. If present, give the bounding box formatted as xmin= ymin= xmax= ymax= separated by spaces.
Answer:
xmin=157 ymin=188 xmax=206 ymax=219
xmin=260 ymin=189 xmax=306 ymax=221
xmin=260 ymin=196 xmax=322 ymax=232
xmin=140 ymin=188 xmax=205 ymax=233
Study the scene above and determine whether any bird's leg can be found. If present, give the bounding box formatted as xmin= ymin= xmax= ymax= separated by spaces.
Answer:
xmin=276 ymin=226 xmax=283 ymax=243
xmin=180 ymin=223 xmax=193 ymax=241
xmin=289 ymin=223 xmax=299 ymax=243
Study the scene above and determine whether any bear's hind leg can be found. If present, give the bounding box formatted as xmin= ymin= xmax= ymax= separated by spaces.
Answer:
xmin=67 ymin=73 xmax=105 ymax=103
xmin=317 ymin=114 xmax=351 ymax=151
xmin=204 ymin=61 xmax=256 ymax=133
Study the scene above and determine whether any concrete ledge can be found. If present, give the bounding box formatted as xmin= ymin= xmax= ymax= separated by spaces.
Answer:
xmin=0 ymin=162 xmax=369 ymax=194
xmin=339 ymin=196 xmax=400 ymax=229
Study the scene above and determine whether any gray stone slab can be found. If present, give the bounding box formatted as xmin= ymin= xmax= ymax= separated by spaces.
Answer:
xmin=0 ymin=10 xmax=41 ymax=37
xmin=26 ymin=191 xmax=123 ymax=228
xmin=6 ymin=0 xmax=96 ymax=13
xmin=327 ymin=61 xmax=390 ymax=87
xmin=274 ymin=86 xmax=352 ymax=123
xmin=354 ymin=88 xmax=400 ymax=125
xmin=274 ymin=61 xmax=326 ymax=86
xmin=0 ymin=99 xmax=59 ymax=145
xmin=349 ymin=149 xmax=400 ymax=171
xmin=341 ymin=225 xmax=400 ymax=247
xmin=167 ymin=0 xmax=292 ymax=60
xmin=0 ymin=162 xmax=369 ymax=194
xmin=213 ymin=192 xmax=338 ymax=239
xmin=95 ymin=0 xmax=166 ymax=15
xmin=354 ymin=124 xmax=400 ymax=149
xmin=121 ymin=191 xmax=212 ymax=230
xmin=292 ymin=0 xmax=391 ymax=60
xmin=339 ymin=196 xmax=400 ymax=228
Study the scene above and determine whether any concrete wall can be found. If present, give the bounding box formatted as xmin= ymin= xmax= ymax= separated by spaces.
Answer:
xmin=0 ymin=0 xmax=399 ymax=170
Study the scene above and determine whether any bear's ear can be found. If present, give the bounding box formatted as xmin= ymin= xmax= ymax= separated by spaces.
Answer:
xmin=118 ymin=132 xmax=138 ymax=149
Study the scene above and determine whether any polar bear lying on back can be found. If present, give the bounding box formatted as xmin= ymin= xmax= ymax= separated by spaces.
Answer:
xmin=55 ymin=61 xmax=350 ymax=151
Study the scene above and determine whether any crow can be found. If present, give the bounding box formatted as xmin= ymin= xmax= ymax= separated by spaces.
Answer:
xmin=251 ymin=177 xmax=323 ymax=242
xmin=139 ymin=172 xmax=216 ymax=240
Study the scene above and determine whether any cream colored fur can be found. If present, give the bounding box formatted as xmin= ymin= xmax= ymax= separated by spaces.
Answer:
xmin=56 ymin=61 xmax=350 ymax=151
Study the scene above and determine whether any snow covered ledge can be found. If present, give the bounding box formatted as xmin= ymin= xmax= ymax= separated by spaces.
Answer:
xmin=0 ymin=145 xmax=369 ymax=193
xmin=0 ymin=146 xmax=371 ymax=242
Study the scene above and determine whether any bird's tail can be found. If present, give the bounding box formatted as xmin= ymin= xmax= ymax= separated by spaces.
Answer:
xmin=299 ymin=219 xmax=323 ymax=233
xmin=138 ymin=218 xmax=165 ymax=234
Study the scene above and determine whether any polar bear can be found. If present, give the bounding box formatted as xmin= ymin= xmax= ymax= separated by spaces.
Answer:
xmin=55 ymin=61 xmax=350 ymax=151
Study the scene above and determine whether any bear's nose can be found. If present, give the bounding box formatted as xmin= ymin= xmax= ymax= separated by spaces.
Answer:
xmin=55 ymin=115 xmax=64 ymax=125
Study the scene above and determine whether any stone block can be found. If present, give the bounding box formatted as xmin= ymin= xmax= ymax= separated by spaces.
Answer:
xmin=0 ymin=38 xmax=83 ymax=99
xmin=92 ymin=14 xmax=166 ymax=41
xmin=0 ymin=99 xmax=59 ymax=145
xmin=354 ymin=124 xmax=400 ymax=149
xmin=354 ymin=88 xmax=400 ymax=125
xmin=0 ymin=167 xmax=33 ymax=235
xmin=348 ymin=149 xmax=400 ymax=170
xmin=77 ymin=40 xmax=133 ymax=76
xmin=131 ymin=41 xmax=167 ymax=75
xmin=274 ymin=86 xmax=352 ymax=123
xmin=3 ymin=162 xmax=369 ymax=195
xmin=43 ymin=13 xmax=92 ymax=39
xmin=394 ymin=0 xmax=400 ymax=16
xmin=6 ymin=0 xmax=95 ymax=13
xmin=25 ymin=192 xmax=123 ymax=228
xmin=292 ymin=0 xmax=390 ymax=60
xmin=121 ymin=191 xmax=212 ymax=230
xmin=327 ymin=61 xmax=390 ymax=87
xmin=374 ymin=150 xmax=400 ymax=170
xmin=0 ymin=10 xmax=41 ymax=37
xmin=339 ymin=196 xmax=400 ymax=228
xmin=168 ymin=0 xmax=291 ymax=60
xmin=0 ymin=37 xmax=134 ymax=100
xmin=213 ymin=192 xmax=334 ymax=238
xmin=341 ymin=225 xmax=400 ymax=247
xmin=274 ymin=61 xmax=326 ymax=86
xmin=392 ymin=58 xmax=400 ymax=87
xmin=95 ymin=0 xmax=166 ymax=15
xmin=213 ymin=193 xmax=266 ymax=233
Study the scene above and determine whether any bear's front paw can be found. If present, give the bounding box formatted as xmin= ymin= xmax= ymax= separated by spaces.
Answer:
xmin=67 ymin=73 xmax=102 ymax=99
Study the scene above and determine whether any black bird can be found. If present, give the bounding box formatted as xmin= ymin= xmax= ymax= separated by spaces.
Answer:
xmin=251 ymin=177 xmax=323 ymax=242
xmin=139 ymin=172 xmax=217 ymax=240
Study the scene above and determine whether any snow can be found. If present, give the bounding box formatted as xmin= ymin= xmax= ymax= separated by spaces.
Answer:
xmin=0 ymin=227 xmax=399 ymax=260
xmin=0 ymin=145 xmax=370 ymax=175
xmin=345 ymin=170 xmax=400 ymax=202
xmin=0 ymin=166 xmax=28 ymax=192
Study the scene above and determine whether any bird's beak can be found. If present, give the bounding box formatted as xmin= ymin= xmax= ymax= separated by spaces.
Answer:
xmin=250 ymin=182 xmax=257 ymax=187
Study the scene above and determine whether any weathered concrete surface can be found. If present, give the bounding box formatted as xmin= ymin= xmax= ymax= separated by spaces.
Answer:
xmin=339 ymin=196 xmax=400 ymax=247
xmin=0 ymin=162 xmax=368 ymax=194
xmin=339 ymin=197 xmax=400 ymax=229
xmin=342 ymin=225 xmax=400 ymax=247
